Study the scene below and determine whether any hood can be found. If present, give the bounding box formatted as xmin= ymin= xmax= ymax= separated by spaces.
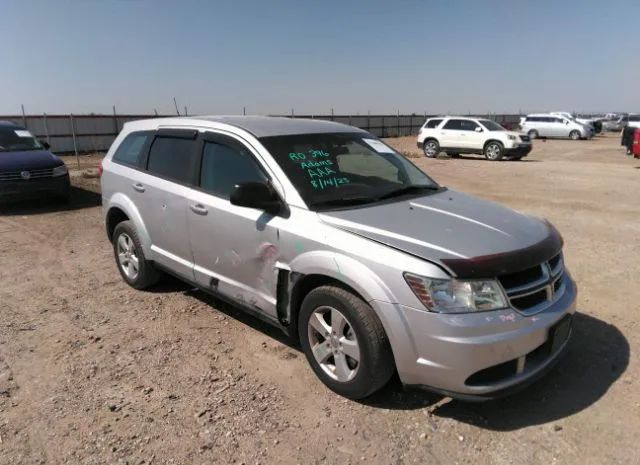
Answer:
xmin=0 ymin=150 xmax=62 ymax=172
xmin=319 ymin=189 xmax=562 ymax=278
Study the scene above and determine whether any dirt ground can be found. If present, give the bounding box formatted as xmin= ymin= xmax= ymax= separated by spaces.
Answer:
xmin=0 ymin=133 xmax=639 ymax=465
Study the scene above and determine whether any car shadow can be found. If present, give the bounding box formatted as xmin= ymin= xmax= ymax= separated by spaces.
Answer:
xmin=0 ymin=185 xmax=101 ymax=216
xmin=143 ymin=276 xmax=631 ymax=431
xmin=363 ymin=312 xmax=628 ymax=431
xmin=438 ymin=155 xmax=541 ymax=163
xmin=150 ymin=274 xmax=298 ymax=348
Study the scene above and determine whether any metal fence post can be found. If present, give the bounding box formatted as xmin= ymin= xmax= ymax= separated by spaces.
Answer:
xmin=112 ymin=106 xmax=118 ymax=136
xmin=397 ymin=109 xmax=400 ymax=137
xmin=367 ymin=111 xmax=370 ymax=133
xmin=43 ymin=113 xmax=50 ymax=145
xmin=21 ymin=104 xmax=27 ymax=128
xmin=70 ymin=114 xmax=80 ymax=168
xmin=331 ymin=108 xmax=334 ymax=121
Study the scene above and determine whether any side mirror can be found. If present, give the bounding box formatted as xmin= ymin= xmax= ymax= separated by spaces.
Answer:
xmin=565 ymin=121 xmax=569 ymax=125
xmin=40 ymin=140 xmax=51 ymax=150
xmin=474 ymin=127 xmax=482 ymax=132
xmin=230 ymin=182 xmax=282 ymax=214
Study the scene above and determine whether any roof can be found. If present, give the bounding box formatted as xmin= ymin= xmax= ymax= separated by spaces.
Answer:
xmin=186 ymin=115 xmax=367 ymax=137
xmin=0 ymin=120 xmax=22 ymax=128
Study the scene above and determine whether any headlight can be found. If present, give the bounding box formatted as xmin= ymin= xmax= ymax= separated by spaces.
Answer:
xmin=52 ymin=164 xmax=68 ymax=177
xmin=507 ymin=135 xmax=517 ymax=141
xmin=404 ymin=273 xmax=508 ymax=313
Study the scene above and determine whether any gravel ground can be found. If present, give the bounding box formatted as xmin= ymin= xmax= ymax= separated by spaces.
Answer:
xmin=0 ymin=133 xmax=638 ymax=465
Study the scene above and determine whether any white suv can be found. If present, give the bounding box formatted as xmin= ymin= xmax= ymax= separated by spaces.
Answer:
xmin=417 ymin=117 xmax=532 ymax=161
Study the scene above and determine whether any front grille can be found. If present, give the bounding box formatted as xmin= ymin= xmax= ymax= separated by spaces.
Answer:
xmin=498 ymin=252 xmax=565 ymax=315
xmin=0 ymin=168 xmax=55 ymax=181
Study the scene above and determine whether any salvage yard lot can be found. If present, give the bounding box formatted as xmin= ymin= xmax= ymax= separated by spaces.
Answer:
xmin=1 ymin=133 xmax=639 ymax=465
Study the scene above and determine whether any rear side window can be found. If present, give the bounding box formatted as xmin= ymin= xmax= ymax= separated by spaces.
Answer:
xmin=629 ymin=115 xmax=640 ymax=122
xmin=146 ymin=136 xmax=197 ymax=184
xmin=425 ymin=119 xmax=442 ymax=128
xmin=112 ymin=132 xmax=150 ymax=166
xmin=200 ymin=139 xmax=267 ymax=198
xmin=443 ymin=119 xmax=464 ymax=130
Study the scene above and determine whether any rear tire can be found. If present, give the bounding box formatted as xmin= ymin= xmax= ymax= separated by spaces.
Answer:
xmin=298 ymin=285 xmax=395 ymax=399
xmin=528 ymin=130 xmax=538 ymax=139
xmin=423 ymin=139 xmax=440 ymax=158
xmin=112 ymin=220 xmax=160 ymax=290
xmin=484 ymin=141 xmax=504 ymax=161
xmin=569 ymin=130 xmax=581 ymax=140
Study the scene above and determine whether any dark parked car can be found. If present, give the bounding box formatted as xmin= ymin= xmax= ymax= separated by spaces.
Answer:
xmin=0 ymin=121 xmax=70 ymax=203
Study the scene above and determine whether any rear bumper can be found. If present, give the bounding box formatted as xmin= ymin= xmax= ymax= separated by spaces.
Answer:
xmin=0 ymin=175 xmax=70 ymax=200
xmin=372 ymin=274 xmax=577 ymax=399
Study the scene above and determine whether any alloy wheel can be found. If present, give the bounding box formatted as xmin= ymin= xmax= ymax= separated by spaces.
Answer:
xmin=116 ymin=233 xmax=139 ymax=280
xmin=307 ymin=306 xmax=360 ymax=383
xmin=486 ymin=143 xmax=501 ymax=160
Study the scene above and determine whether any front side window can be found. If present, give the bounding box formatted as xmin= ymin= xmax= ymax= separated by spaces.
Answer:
xmin=199 ymin=139 xmax=267 ymax=198
xmin=146 ymin=136 xmax=197 ymax=184
xmin=0 ymin=127 xmax=43 ymax=152
xmin=478 ymin=120 xmax=505 ymax=131
xmin=113 ymin=132 xmax=150 ymax=165
xmin=459 ymin=120 xmax=480 ymax=131
xmin=260 ymin=132 xmax=439 ymax=210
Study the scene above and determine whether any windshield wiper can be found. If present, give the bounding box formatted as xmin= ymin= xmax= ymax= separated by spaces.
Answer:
xmin=309 ymin=196 xmax=379 ymax=209
xmin=377 ymin=185 xmax=441 ymax=200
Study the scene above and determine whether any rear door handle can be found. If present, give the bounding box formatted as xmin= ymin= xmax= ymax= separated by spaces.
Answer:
xmin=132 ymin=183 xmax=145 ymax=193
xmin=190 ymin=203 xmax=208 ymax=215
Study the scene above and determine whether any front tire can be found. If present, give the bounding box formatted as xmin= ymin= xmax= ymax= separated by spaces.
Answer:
xmin=484 ymin=141 xmax=504 ymax=161
xmin=423 ymin=139 xmax=440 ymax=158
xmin=298 ymin=285 xmax=395 ymax=399
xmin=570 ymin=130 xmax=581 ymax=140
xmin=112 ymin=220 xmax=160 ymax=290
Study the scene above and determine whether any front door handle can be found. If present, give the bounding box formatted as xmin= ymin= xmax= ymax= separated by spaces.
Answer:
xmin=190 ymin=203 xmax=208 ymax=215
xmin=132 ymin=183 xmax=145 ymax=193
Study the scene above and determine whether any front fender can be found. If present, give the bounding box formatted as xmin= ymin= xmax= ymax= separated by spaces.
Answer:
xmin=106 ymin=192 xmax=152 ymax=257
xmin=289 ymin=251 xmax=395 ymax=304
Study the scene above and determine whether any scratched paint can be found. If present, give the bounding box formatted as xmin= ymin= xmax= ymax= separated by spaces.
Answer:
xmin=499 ymin=313 xmax=517 ymax=322
xmin=257 ymin=242 xmax=280 ymax=291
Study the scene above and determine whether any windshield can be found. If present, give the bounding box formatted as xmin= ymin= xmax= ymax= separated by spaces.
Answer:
xmin=478 ymin=120 xmax=505 ymax=131
xmin=0 ymin=127 xmax=44 ymax=152
xmin=260 ymin=132 xmax=440 ymax=210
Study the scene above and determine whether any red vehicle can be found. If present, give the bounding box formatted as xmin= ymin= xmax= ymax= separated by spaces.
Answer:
xmin=634 ymin=128 xmax=640 ymax=158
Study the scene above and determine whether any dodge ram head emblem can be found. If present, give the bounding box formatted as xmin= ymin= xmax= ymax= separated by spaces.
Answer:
xmin=20 ymin=171 xmax=31 ymax=180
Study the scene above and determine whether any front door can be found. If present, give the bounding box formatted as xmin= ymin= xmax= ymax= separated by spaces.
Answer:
xmin=187 ymin=132 xmax=280 ymax=317
xmin=440 ymin=119 xmax=467 ymax=149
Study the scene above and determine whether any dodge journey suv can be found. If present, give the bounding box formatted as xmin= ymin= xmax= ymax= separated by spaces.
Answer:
xmin=102 ymin=116 xmax=576 ymax=400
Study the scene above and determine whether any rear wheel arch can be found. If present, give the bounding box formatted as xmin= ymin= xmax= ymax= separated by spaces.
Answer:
xmin=106 ymin=207 xmax=129 ymax=241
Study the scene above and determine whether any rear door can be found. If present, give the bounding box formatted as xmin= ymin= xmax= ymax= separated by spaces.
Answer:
xmin=133 ymin=129 xmax=199 ymax=280
xmin=439 ymin=119 xmax=466 ymax=149
xmin=186 ymin=132 xmax=280 ymax=316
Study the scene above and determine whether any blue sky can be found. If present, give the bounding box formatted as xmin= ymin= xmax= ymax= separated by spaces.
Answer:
xmin=1 ymin=0 xmax=638 ymax=115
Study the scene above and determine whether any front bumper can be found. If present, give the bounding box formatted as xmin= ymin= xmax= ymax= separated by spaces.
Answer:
xmin=373 ymin=274 xmax=577 ymax=399
xmin=0 ymin=174 xmax=70 ymax=200
xmin=504 ymin=144 xmax=532 ymax=157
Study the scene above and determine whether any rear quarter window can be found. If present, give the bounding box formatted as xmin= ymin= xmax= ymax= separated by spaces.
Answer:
xmin=425 ymin=119 xmax=442 ymax=128
xmin=112 ymin=132 xmax=151 ymax=166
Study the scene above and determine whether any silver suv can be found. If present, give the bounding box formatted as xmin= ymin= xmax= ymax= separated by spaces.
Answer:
xmin=101 ymin=116 xmax=576 ymax=400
